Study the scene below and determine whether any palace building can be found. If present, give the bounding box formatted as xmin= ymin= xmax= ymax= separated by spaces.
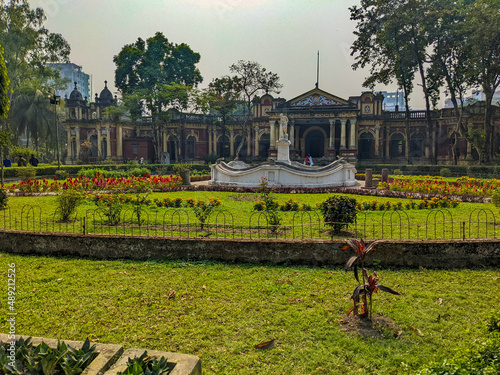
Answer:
xmin=64 ymin=82 xmax=500 ymax=165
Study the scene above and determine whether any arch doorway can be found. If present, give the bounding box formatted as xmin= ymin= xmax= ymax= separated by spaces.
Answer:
xmin=358 ymin=132 xmax=375 ymax=159
xmin=259 ymin=134 xmax=270 ymax=158
xmin=168 ymin=136 xmax=178 ymax=162
xmin=305 ymin=130 xmax=324 ymax=158
xmin=410 ymin=134 xmax=424 ymax=157
xmin=389 ymin=133 xmax=405 ymax=158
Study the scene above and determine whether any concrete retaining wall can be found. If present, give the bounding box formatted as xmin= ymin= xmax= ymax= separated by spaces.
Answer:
xmin=1 ymin=230 xmax=499 ymax=268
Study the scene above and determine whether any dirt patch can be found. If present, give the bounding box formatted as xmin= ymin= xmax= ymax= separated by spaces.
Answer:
xmin=339 ymin=313 xmax=402 ymax=339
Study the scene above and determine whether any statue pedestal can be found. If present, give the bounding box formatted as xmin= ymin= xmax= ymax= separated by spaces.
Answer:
xmin=276 ymin=138 xmax=291 ymax=164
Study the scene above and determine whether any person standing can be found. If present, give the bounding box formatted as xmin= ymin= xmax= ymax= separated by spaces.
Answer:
xmin=3 ymin=156 xmax=11 ymax=168
xmin=309 ymin=155 xmax=314 ymax=166
xmin=304 ymin=155 xmax=310 ymax=166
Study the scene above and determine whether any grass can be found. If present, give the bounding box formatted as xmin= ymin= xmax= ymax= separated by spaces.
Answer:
xmin=1 ymin=253 xmax=499 ymax=374
xmin=2 ymin=192 xmax=498 ymax=240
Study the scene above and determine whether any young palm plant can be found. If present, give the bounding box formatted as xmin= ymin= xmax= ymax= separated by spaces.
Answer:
xmin=343 ymin=239 xmax=400 ymax=320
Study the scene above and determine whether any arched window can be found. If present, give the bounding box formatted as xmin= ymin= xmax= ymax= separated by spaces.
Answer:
xmin=186 ymin=136 xmax=196 ymax=159
xmin=259 ymin=134 xmax=270 ymax=158
xmin=358 ymin=132 xmax=375 ymax=159
xmin=410 ymin=133 xmax=424 ymax=157
xmin=217 ymin=135 xmax=230 ymax=157
xmin=389 ymin=133 xmax=405 ymax=157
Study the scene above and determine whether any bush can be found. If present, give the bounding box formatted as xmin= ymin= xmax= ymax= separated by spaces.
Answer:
xmin=492 ymin=188 xmax=500 ymax=208
xmin=393 ymin=169 xmax=402 ymax=175
xmin=320 ymin=195 xmax=357 ymax=235
xmin=0 ymin=187 xmax=8 ymax=209
xmin=440 ymin=167 xmax=452 ymax=177
xmin=57 ymin=190 xmax=83 ymax=222
xmin=55 ymin=170 xmax=69 ymax=180
xmin=127 ymin=167 xmax=151 ymax=177
xmin=16 ymin=167 xmax=36 ymax=181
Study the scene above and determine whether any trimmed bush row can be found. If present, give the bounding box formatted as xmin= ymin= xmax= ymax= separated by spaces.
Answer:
xmin=1 ymin=163 xmax=210 ymax=179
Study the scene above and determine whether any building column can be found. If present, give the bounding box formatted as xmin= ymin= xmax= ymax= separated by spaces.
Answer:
xmin=97 ymin=127 xmax=102 ymax=158
xmin=246 ymin=131 xmax=251 ymax=156
xmin=75 ymin=129 xmax=80 ymax=159
xmin=106 ymin=127 xmax=111 ymax=159
xmin=340 ymin=119 xmax=347 ymax=149
xmin=375 ymin=127 xmax=380 ymax=157
xmin=349 ymin=119 xmax=356 ymax=149
xmin=294 ymin=126 xmax=300 ymax=150
xmin=208 ymin=128 xmax=212 ymax=155
xmin=230 ymin=130 xmax=235 ymax=156
xmin=67 ymin=130 xmax=72 ymax=159
xmin=329 ymin=119 xmax=335 ymax=149
xmin=269 ymin=120 xmax=276 ymax=149
xmin=254 ymin=128 xmax=259 ymax=156
xmin=212 ymin=130 xmax=218 ymax=155
xmin=289 ymin=120 xmax=295 ymax=149
xmin=117 ymin=126 xmax=123 ymax=158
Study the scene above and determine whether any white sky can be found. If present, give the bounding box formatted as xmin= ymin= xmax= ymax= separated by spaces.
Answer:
xmin=31 ymin=0 xmax=429 ymax=108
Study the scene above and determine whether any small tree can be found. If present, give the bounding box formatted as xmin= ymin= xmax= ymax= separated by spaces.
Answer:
xmin=57 ymin=190 xmax=83 ymax=222
xmin=320 ymin=196 xmax=357 ymax=237
xmin=258 ymin=177 xmax=281 ymax=233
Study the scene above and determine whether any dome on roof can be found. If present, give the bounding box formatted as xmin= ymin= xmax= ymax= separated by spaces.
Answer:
xmin=99 ymin=81 xmax=113 ymax=103
xmin=69 ymin=82 xmax=83 ymax=101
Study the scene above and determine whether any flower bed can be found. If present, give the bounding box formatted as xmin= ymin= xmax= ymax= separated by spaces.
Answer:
xmin=8 ymin=172 xmax=182 ymax=194
xmin=355 ymin=197 xmax=459 ymax=211
xmin=379 ymin=176 xmax=500 ymax=197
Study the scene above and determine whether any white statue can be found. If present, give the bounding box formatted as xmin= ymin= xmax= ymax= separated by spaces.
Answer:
xmin=279 ymin=113 xmax=289 ymax=139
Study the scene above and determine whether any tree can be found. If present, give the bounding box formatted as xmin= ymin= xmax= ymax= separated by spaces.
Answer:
xmin=114 ymin=32 xmax=203 ymax=162
xmin=465 ymin=0 xmax=500 ymax=162
xmin=228 ymin=60 xmax=282 ymax=154
xmin=0 ymin=0 xmax=70 ymax=92
xmin=350 ymin=0 xmax=438 ymax=163
xmin=0 ymin=45 xmax=9 ymax=118
xmin=206 ymin=76 xmax=242 ymax=157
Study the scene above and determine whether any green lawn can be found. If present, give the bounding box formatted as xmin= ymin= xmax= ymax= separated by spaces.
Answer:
xmin=2 ymin=192 xmax=498 ymax=240
xmin=1 ymin=254 xmax=499 ymax=374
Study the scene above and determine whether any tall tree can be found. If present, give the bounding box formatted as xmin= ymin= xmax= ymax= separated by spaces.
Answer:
xmin=228 ymin=60 xmax=282 ymax=153
xmin=465 ymin=0 xmax=500 ymax=162
xmin=206 ymin=76 xmax=242 ymax=157
xmin=0 ymin=0 xmax=70 ymax=92
xmin=114 ymin=32 xmax=203 ymax=162
xmin=0 ymin=44 xmax=9 ymax=119
xmin=350 ymin=0 xmax=438 ymax=163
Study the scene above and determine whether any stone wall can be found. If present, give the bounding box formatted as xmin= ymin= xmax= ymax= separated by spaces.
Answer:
xmin=0 ymin=231 xmax=499 ymax=269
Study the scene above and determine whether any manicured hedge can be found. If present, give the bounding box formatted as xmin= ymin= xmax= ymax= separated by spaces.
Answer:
xmin=1 ymin=163 xmax=211 ymax=179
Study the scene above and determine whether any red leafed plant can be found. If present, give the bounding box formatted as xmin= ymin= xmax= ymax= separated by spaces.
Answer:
xmin=343 ymin=239 xmax=400 ymax=320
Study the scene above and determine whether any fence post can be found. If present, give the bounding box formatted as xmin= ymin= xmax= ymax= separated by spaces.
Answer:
xmin=82 ymin=217 xmax=86 ymax=235
xmin=462 ymin=221 xmax=465 ymax=240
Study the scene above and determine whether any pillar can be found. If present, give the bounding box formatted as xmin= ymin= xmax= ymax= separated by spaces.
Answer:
xmin=67 ymin=130 xmax=72 ymax=158
xmin=247 ymin=131 xmax=251 ymax=156
xmin=349 ymin=119 xmax=356 ymax=149
xmin=117 ymin=126 xmax=123 ymax=158
xmin=212 ymin=130 xmax=218 ymax=155
xmin=230 ymin=130 xmax=235 ymax=156
xmin=269 ymin=120 xmax=276 ymax=149
xmin=294 ymin=126 xmax=300 ymax=150
xmin=106 ymin=127 xmax=111 ymax=159
xmin=375 ymin=127 xmax=380 ymax=157
xmin=289 ymin=120 xmax=295 ymax=149
xmin=208 ymin=128 xmax=212 ymax=155
xmin=340 ymin=119 xmax=347 ymax=149
xmin=329 ymin=119 xmax=335 ymax=149
xmin=97 ymin=127 xmax=102 ymax=158
xmin=254 ymin=128 xmax=259 ymax=156
xmin=75 ymin=129 xmax=80 ymax=159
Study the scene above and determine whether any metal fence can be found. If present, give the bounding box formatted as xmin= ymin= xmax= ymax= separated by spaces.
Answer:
xmin=0 ymin=205 xmax=498 ymax=241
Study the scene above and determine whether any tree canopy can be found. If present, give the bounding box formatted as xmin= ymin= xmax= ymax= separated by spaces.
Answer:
xmin=0 ymin=45 xmax=9 ymax=119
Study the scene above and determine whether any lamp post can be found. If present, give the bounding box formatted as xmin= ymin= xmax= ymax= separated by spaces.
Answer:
xmin=50 ymin=92 xmax=61 ymax=169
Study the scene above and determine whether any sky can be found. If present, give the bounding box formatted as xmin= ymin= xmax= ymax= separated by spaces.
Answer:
xmin=30 ymin=0 xmax=429 ymax=108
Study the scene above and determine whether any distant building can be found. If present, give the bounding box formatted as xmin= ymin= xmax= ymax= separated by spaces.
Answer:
xmin=47 ymin=63 xmax=90 ymax=101
xmin=380 ymin=91 xmax=407 ymax=112
xmin=444 ymin=89 xmax=500 ymax=108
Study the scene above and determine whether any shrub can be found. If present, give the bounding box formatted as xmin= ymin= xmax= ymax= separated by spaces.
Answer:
xmin=492 ymin=188 xmax=500 ymax=208
xmin=0 ymin=187 xmax=8 ymax=209
xmin=393 ymin=169 xmax=402 ymax=175
xmin=320 ymin=195 xmax=357 ymax=235
xmin=16 ymin=166 xmax=36 ymax=181
xmin=92 ymin=194 xmax=125 ymax=225
xmin=127 ymin=167 xmax=151 ymax=177
xmin=258 ymin=177 xmax=281 ymax=233
xmin=440 ymin=167 xmax=452 ymax=177
xmin=193 ymin=197 xmax=222 ymax=229
xmin=57 ymin=190 xmax=83 ymax=222
xmin=117 ymin=351 xmax=173 ymax=375
xmin=55 ymin=170 xmax=69 ymax=180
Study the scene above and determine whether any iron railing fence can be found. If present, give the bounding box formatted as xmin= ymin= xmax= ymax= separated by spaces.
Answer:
xmin=0 ymin=205 xmax=497 ymax=241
